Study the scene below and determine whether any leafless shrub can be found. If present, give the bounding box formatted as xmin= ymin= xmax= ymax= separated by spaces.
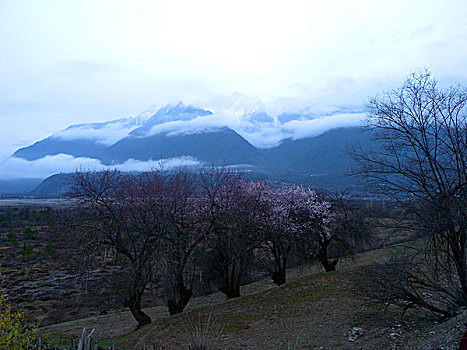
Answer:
xmin=356 ymin=245 xmax=463 ymax=319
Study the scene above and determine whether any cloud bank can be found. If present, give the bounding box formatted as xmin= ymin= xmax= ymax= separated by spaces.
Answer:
xmin=53 ymin=118 xmax=143 ymax=145
xmin=35 ymin=103 xmax=366 ymax=149
xmin=140 ymin=108 xmax=365 ymax=148
xmin=0 ymin=154 xmax=202 ymax=180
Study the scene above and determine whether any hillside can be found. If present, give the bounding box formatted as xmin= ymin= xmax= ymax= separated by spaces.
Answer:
xmin=3 ymin=101 xmax=375 ymax=196
xmin=261 ymin=127 xmax=371 ymax=174
xmin=0 ymin=178 xmax=43 ymax=195
xmin=17 ymin=126 xmax=374 ymax=197
xmin=29 ymin=173 xmax=73 ymax=197
xmin=12 ymin=139 xmax=109 ymax=162
xmin=40 ymin=246 xmax=464 ymax=350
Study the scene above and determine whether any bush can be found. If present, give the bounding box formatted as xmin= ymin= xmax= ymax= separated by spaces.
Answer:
xmin=0 ymin=293 xmax=37 ymax=350
xmin=6 ymin=230 xmax=18 ymax=246
xmin=186 ymin=311 xmax=217 ymax=350
xmin=23 ymin=227 xmax=35 ymax=240
xmin=21 ymin=244 xmax=34 ymax=256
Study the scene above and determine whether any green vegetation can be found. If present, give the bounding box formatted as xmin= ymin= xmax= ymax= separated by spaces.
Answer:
xmin=6 ymin=229 xmax=18 ymax=246
xmin=21 ymin=244 xmax=34 ymax=256
xmin=23 ymin=227 xmax=35 ymax=240
xmin=0 ymin=293 xmax=37 ymax=350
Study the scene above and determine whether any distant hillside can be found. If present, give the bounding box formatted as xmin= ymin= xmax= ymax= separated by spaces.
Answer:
xmin=30 ymin=173 xmax=73 ymax=197
xmin=18 ymin=126 xmax=376 ymax=197
xmin=5 ymin=103 xmax=372 ymax=195
xmin=11 ymin=103 xmax=266 ymax=167
xmin=13 ymin=139 xmax=109 ymax=161
xmin=261 ymin=127 xmax=371 ymax=175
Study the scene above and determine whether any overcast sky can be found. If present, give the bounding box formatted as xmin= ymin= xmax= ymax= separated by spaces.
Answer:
xmin=1 ymin=0 xmax=467 ymax=162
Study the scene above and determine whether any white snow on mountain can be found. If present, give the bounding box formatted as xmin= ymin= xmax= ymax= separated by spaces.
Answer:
xmin=131 ymin=102 xmax=214 ymax=136
xmin=32 ymin=102 xmax=366 ymax=148
xmin=52 ymin=105 xmax=159 ymax=145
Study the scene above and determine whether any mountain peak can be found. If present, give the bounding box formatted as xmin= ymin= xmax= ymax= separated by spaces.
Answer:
xmin=131 ymin=102 xmax=213 ymax=136
xmin=156 ymin=102 xmax=212 ymax=118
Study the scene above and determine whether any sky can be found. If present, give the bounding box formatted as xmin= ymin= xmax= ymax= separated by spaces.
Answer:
xmin=1 ymin=0 xmax=467 ymax=168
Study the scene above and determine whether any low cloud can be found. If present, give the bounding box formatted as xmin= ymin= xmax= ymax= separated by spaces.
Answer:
xmin=144 ymin=116 xmax=234 ymax=137
xmin=0 ymin=154 xmax=202 ymax=180
xmin=234 ymin=112 xmax=365 ymax=148
xmin=141 ymin=107 xmax=365 ymax=148
xmin=282 ymin=112 xmax=365 ymax=141
xmin=36 ymin=100 xmax=366 ymax=150
xmin=53 ymin=118 xmax=143 ymax=145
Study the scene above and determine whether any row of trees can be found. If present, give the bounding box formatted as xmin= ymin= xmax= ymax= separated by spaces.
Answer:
xmin=68 ymin=168 xmax=366 ymax=328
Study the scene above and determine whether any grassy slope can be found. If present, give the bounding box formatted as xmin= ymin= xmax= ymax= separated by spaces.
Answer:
xmin=40 ymin=244 xmax=461 ymax=349
xmin=42 ymin=249 xmax=414 ymax=349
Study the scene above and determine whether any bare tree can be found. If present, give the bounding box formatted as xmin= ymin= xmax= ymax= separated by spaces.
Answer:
xmin=200 ymin=169 xmax=264 ymax=298
xmin=328 ymin=193 xmax=375 ymax=257
xmin=71 ymin=170 xmax=167 ymax=328
xmin=352 ymin=71 xmax=467 ymax=317
xmin=160 ymin=171 xmax=207 ymax=315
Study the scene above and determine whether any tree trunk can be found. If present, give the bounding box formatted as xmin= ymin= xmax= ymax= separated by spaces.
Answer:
xmin=272 ymin=267 xmax=286 ymax=286
xmin=125 ymin=290 xmax=151 ymax=329
xmin=167 ymin=277 xmax=193 ymax=315
xmin=220 ymin=283 xmax=241 ymax=298
xmin=220 ymin=262 xmax=242 ymax=298
xmin=317 ymin=246 xmax=337 ymax=272
xmin=272 ymin=253 xmax=287 ymax=286
xmin=322 ymin=258 xmax=338 ymax=272
xmin=451 ymin=236 xmax=467 ymax=302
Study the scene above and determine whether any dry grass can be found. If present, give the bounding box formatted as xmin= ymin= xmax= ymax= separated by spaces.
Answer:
xmin=39 ymin=244 xmax=462 ymax=349
xmin=38 ymin=245 xmax=418 ymax=349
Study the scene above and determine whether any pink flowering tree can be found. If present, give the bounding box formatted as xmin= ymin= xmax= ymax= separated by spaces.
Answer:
xmin=275 ymin=185 xmax=336 ymax=272
xmin=254 ymin=184 xmax=296 ymax=286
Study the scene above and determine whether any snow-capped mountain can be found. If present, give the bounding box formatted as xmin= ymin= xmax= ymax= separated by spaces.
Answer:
xmin=12 ymin=103 xmax=213 ymax=160
xmin=11 ymin=102 xmax=268 ymax=168
xmin=52 ymin=117 xmax=146 ymax=145
xmin=131 ymin=102 xmax=213 ymax=137
xmin=4 ymin=102 xmax=368 ymax=191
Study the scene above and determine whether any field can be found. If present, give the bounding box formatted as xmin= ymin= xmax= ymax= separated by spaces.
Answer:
xmin=0 ymin=204 xmax=132 ymax=325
